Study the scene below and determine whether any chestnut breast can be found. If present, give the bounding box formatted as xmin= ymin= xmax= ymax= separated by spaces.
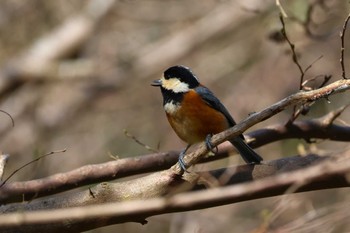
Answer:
xmin=166 ymin=90 xmax=230 ymax=144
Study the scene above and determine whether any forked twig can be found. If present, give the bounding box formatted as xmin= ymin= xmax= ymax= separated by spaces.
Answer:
xmin=279 ymin=14 xmax=305 ymax=90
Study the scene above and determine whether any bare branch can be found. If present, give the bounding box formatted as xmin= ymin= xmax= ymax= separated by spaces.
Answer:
xmin=249 ymin=104 xmax=350 ymax=148
xmin=320 ymin=104 xmax=350 ymax=125
xmin=0 ymin=110 xmax=14 ymax=127
xmin=0 ymin=151 xmax=181 ymax=204
xmin=123 ymin=129 xmax=159 ymax=153
xmin=279 ymin=13 xmax=321 ymax=124
xmin=1 ymin=103 xmax=350 ymax=204
xmin=180 ymin=78 xmax=350 ymax=173
xmin=279 ymin=14 xmax=305 ymax=90
xmin=0 ymin=78 xmax=348 ymax=229
xmin=340 ymin=13 xmax=350 ymax=79
xmin=0 ymin=149 xmax=66 ymax=188
xmin=275 ymin=0 xmax=288 ymax=18
xmin=0 ymin=152 xmax=349 ymax=232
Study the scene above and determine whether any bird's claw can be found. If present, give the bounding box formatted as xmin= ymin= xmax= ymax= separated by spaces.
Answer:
xmin=178 ymin=149 xmax=191 ymax=173
xmin=178 ymin=151 xmax=187 ymax=172
xmin=205 ymin=134 xmax=218 ymax=154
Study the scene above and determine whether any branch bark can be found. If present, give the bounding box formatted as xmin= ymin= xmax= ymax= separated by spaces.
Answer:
xmin=248 ymin=104 xmax=350 ymax=148
xmin=0 ymin=77 xmax=348 ymax=232
xmin=0 ymin=152 xmax=349 ymax=233
xmin=177 ymin=78 xmax=350 ymax=172
xmin=1 ymin=110 xmax=350 ymax=204
xmin=0 ymin=83 xmax=349 ymax=204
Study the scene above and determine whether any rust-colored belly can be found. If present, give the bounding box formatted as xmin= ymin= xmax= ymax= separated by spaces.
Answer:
xmin=166 ymin=90 xmax=230 ymax=144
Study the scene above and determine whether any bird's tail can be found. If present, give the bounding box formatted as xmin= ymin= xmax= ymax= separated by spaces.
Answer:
xmin=229 ymin=137 xmax=262 ymax=164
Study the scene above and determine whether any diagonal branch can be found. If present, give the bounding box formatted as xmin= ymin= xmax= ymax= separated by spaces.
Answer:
xmin=249 ymin=104 xmax=350 ymax=148
xmin=0 ymin=81 xmax=349 ymax=204
xmin=0 ymin=115 xmax=348 ymax=204
xmin=179 ymin=78 xmax=350 ymax=172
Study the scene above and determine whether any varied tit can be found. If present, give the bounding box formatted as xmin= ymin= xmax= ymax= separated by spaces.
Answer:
xmin=152 ymin=65 xmax=262 ymax=172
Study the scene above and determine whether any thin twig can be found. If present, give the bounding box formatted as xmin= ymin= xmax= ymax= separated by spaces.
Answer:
xmin=0 ymin=149 xmax=67 ymax=188
xmin=320 ymin=104 xmax=350 ymax=126
xmin=280 ymin=12 xmax=306 ymax=123
xmin=302 ymin=74 xmax=331 ymax=91
xmin=279 ymin=13 xmax=305 ymax=90
xmin=279 ymin=15 xmax=329 ymax=124
xmin=0 ymin=112 xmax=349 ymax=204
xmin=0 ymin=80 xmax=348 ymax=204
xmin=340 ymin=13 xmax=350 ymax=79
xmin=0 ymin=110 xmax=14 ymax=127
xmin=301 ymin=55 xmax=325 ymax=89
xmin=292 ymin=74 xmax=332 ymax=122
xmin=276 ymin=0 xmax=288 ymax=18
xmin=123 ymin=129 xmax=159 ymax=153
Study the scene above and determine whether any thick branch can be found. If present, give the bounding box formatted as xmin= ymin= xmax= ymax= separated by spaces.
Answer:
xmin=0 ymin=151 xmax=179 ymax=204
xmin=249 ymin=105 xmax=350 ymax=148
xmin=0 ymin=79 xmax=348 ymax=205
xmin=0 ymin=152 xmax=349 ymax=232
xmin=1 ymin=103 xmax=350 ymax=204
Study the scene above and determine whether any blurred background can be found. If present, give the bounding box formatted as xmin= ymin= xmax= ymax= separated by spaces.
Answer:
xmin=0 ymin=0 xmax=350 ymax=232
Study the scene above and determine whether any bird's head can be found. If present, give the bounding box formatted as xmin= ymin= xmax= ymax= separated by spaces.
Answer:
xmin=151 ymin=65 xmax=199 ymax=93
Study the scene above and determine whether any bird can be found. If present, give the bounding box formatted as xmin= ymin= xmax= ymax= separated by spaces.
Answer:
xmin=151 ymin=65 xmax=262 ymax=172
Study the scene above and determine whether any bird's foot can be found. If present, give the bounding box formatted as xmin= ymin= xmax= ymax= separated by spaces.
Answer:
xmin=205 ymin=134 xmax=218 ymax=154
xmin=178 ymin=150 xmax=189 ymax=173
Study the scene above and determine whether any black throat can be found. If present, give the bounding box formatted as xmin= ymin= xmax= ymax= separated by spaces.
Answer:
xmin=160 ymin=87 xmax=184 ymax=106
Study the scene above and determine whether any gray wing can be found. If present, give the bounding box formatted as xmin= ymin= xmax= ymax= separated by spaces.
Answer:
xmin=195 ymin=86 xmax=254 ymax=155
xmin=195 ymin=86 xmax=261 ymax=162
xmin=194 ymin=86 xmax=237 ymax=127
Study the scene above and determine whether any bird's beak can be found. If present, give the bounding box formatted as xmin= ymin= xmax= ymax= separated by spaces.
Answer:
xmin=151 ymin=79 xmax=162 ymax=87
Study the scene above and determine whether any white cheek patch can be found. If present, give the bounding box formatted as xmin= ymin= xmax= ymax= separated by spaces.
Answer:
xmin=164 ymin=101 xmax=181 ymax=114
xmin=162 ymin=78 xmax=189 ymax=93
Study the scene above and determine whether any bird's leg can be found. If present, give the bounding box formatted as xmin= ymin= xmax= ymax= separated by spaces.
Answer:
xmin=179 ymin=144 xmax=191 ymax=172
xmin=205 ymin=134 xmax=218 ymax=154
